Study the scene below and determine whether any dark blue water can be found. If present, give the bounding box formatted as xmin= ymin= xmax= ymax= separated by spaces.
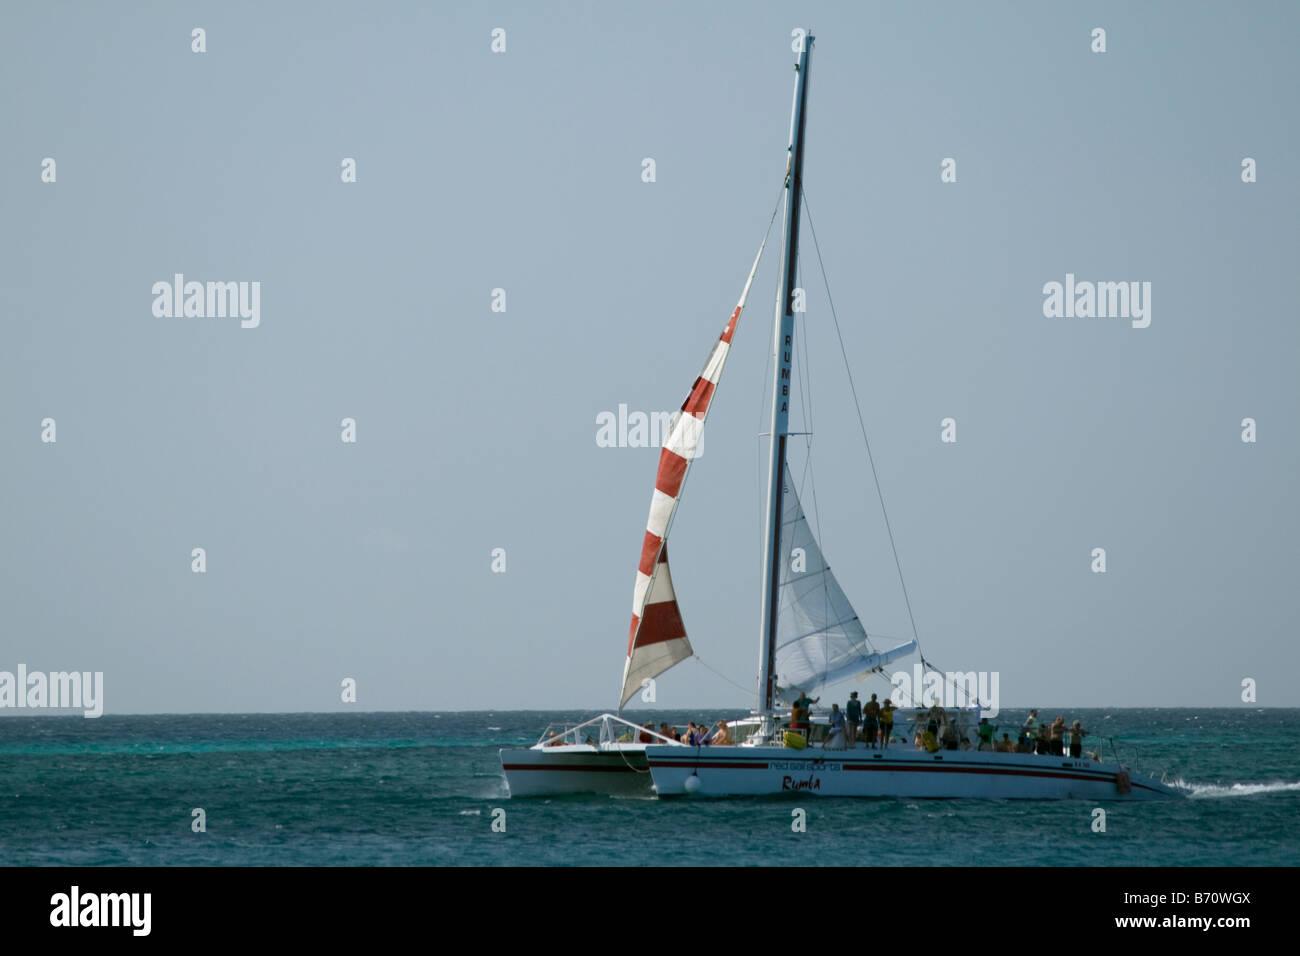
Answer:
xmin=0 ymin=709 xmax=1295 ymax=865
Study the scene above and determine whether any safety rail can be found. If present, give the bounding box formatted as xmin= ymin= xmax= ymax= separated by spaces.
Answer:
xmin=532 ymin=713 xmax=684 ymax=749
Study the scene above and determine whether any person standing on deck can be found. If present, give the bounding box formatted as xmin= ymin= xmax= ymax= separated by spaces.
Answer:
xmin=879 ymin=699 xmax=895 ymax=749
xmin=1068 ymin=720 xmax=1089 ymax=758
xmin=826 ymin=704 xmax=847 ymax=749
xmin=791 ymin=690 xmax=819 ymax=737
xmin=926 ymin=701 xmax=946 ymax=741
xmin=863 ymin=693 xmax=881 ymax=750
xmin=1049 ymin=716 xmax=1066 ymax=756
xmin=846 ymin=691 xmax=862 ymax=748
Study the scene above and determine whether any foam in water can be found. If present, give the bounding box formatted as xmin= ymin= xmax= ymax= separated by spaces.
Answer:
xmin=1183 ymin=780 xmax=1300 ymax=798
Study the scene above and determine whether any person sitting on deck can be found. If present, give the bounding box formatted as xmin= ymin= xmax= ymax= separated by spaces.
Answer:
xmin=996 ymin=733 xmax=1015 ymax=753
xmin=659 ymin=722 xmax=674 ymax=742
xmin=638 ymin=723 xmax=654 ymax=744
xmin=1068 ymin=720 xmax=1089 ymax=758
xmin=976 ymin=717 xmax=997 ymax=751
xmin=709 ymin=720 xmax=732 ymax=746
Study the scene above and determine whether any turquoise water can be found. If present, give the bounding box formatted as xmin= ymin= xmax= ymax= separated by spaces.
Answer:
xmin=0 ymin=709 xmax=1295 ymax=865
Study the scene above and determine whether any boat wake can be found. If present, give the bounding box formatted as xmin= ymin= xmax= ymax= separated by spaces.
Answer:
xmin=1181 ymin=779 xmax=1300 ymax=798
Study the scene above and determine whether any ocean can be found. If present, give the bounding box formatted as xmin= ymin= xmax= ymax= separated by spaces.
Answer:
xmin=0 ymin=708 xmax=1295 ymax=866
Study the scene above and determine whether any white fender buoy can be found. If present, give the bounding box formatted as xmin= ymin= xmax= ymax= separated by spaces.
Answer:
xmin=684 ymin=774 xmax=702 ymax=794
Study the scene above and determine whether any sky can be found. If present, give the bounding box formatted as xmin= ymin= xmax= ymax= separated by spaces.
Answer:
xmin=2 ymin=1 xmax=1296 ymax=714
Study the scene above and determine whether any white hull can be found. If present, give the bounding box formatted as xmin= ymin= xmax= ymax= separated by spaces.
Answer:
xmin=646 ymin=744 xmax=1184 ymax=800
xmin=500 ymin=744 xmax=655 ymax=797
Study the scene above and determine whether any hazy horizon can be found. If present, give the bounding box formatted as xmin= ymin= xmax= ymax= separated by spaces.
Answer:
xmin=1 ymin=704 xmax=1290 ymax=719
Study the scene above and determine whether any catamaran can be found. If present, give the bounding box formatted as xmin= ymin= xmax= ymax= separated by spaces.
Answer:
xmin=637 ymin=34 xmax=1183 ymax=800
xmin=502 ymin=33 xmax=1183 ymax=801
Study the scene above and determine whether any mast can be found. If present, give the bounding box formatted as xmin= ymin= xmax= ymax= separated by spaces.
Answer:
xmin=758 ymin=34 xmax=813 ymax=719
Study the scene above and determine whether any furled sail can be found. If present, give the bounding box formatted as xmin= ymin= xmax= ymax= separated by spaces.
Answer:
xmin=620 ymin=239 xmax=768 ymax=708
xmin=773 ymin=466 xmax=916 ymax=693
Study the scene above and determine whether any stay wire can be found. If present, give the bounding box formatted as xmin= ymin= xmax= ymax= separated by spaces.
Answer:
xmin=800 ymin=187 xmax=924 ymax=659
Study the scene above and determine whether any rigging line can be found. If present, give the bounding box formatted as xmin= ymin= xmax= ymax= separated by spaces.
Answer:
xmin=787 ymin=258 xmax=837 ymax=669
xmin=795 ymin=258 xmax=815 ymax=446
xmin=801 ymin=186 xmax=924 ymax=656
xmin=691 ymin=654 xmax=757 ymax=697
xmin=756 ymin=182 xmax=786 ymax=607
xmin=892 ymin=653 xmax=986 ymax=711
xmin=915 ymin=657 xmax=987 ymax=706
xmin=615 ymin=742 xmax=652 ymax=774
xmin=790 ymin=260 xmax=821 ymax=561
xmin=794 ymin=276 xmax=841 ymax=664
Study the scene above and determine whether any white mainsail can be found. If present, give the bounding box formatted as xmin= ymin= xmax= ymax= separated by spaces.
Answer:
xmin=773 ymin=466 xmax=916 ymax=693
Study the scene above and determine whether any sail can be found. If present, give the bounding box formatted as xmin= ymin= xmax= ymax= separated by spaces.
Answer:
xmin=620 ymin=240 xmax=768 ymax=708
xmin=773 ymin=466 xmax=916 ymax=693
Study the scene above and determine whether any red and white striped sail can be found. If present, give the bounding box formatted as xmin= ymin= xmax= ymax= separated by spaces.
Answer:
xmin=620 ymin=239 xmax=768 ymax=708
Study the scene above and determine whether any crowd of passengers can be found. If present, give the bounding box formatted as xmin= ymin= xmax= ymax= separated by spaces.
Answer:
xmin=634 ymin=720 xmax=731 ymax=746
xmin=617 ymin=698 xmax=1093 ymax=759
xmin=903 ymin=705 xmax=1092 ymax=758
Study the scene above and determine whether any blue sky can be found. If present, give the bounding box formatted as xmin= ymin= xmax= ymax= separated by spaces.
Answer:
xmin=2 ymin=2 xmax=1296 ymax=712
